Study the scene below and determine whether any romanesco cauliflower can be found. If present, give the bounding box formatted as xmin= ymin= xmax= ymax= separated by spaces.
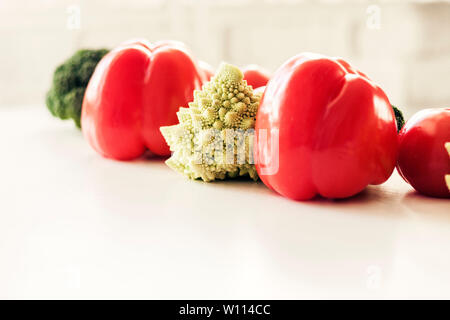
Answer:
xmin=160 ymin=63 xmax=260 ymax=182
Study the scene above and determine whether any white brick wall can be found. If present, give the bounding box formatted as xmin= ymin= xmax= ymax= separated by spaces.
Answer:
xmin=0 ymin=0 xmax=449 ymax=117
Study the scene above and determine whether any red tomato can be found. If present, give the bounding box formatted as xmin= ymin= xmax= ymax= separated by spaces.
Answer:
xmin=82 ymin=39 xmax=204 ymax=160
xmin=397 ymin=108 xmax=450 ymax=198
xmin=255 ymin=53 xmax=398 ymax=200
xmin=242 ymin=65 xmax=270 ymax=89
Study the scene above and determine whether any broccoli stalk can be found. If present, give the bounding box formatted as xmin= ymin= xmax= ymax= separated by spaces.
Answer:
xmin=46 ymin=49 xmax=109 ymax=128
xmin=391 ymin=104 xmax=405 ymax=132
xmin=160 ymin=63 xmax=260 ymax=182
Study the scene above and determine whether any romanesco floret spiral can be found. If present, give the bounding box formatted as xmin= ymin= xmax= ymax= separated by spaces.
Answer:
xmin=160 ymin=62 xmax=261 ymax=182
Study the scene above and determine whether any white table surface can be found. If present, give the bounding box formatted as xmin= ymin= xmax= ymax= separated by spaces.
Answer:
xmin=0 ymin=106 xmax=449 ymax=299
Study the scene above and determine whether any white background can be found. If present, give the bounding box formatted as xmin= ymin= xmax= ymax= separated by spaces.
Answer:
xmin=1 ymin=107 xmax=449 ymax=299
xmin=1 ymin=0 xmax=450 ymax=116
xmin=0 ymin=0 xmax=449 ymax=299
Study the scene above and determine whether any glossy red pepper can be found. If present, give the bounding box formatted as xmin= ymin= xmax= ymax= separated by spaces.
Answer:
xmin=82 ymin=40 xmax=204 ymax=160
xmin=255 ymin=53 xmax=398 ymax=200
xmin=242 ymin=65 xmax=270 ymax=89
xmin=397 ymin=108 xmax=450 ymax=198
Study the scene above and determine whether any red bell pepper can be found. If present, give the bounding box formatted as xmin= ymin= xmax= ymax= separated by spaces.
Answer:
xmin=198 ymin=60 xmax=214 ymax=81
xmin=255 ymin=53 xmax=398 ymax=200
xmin=242 ymin=65 xmax=270 ymax=89
xmin=397 ymin=108 xmax=450 ymax=198
xmin=81 ymin=39 xmax=204 ymax=160
xmin=446 ymin=143 xmax=450 ymax=191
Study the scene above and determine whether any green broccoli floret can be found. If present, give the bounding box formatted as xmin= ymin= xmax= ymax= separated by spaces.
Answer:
xmin=46 ymin=49 xmax=109 ymax=128
xmin=160 ymin=62 xmax=260 ymax=182
xmin=391 ymin=104 xmax=405 ymax=132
